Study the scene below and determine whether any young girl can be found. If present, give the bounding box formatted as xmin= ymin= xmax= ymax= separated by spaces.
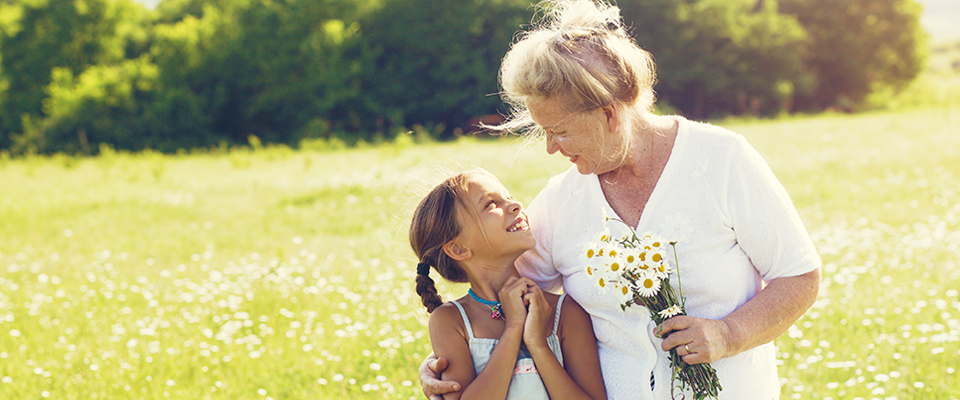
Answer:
xmin=409 ymin=168 xmax=606 ymax=400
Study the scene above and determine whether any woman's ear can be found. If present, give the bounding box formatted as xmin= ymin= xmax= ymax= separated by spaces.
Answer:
xmin=443 ymin=240 xmax=473 ymax=261
xmin=602 ymin=104 xmax=619 ymax=134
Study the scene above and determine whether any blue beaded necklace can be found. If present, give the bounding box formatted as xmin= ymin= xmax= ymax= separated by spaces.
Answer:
xmin=468 ymin=288 xmax=504 ymax=320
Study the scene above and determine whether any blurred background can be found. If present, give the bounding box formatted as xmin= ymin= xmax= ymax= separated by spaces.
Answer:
xmin=2 ymin=1 xmax=959 ymax=398
xmin=0 ymin=0 xmax=956 ymax=155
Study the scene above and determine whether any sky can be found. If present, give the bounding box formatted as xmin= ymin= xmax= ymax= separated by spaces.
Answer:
xmin=918 ymin=0 xmax=960 ymax=42
xmin=131 ymin=0 xmax=960 ymax=42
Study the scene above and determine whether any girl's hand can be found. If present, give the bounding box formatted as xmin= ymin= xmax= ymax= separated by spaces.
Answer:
xmin=498 ymin=277 xmax=530 ymax=329
xmin=522 ymin=284 xmax=553 ymax=349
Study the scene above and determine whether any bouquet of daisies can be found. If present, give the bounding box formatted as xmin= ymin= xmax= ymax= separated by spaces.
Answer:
xmin=583 ymin=218 xmax=721 ymax=400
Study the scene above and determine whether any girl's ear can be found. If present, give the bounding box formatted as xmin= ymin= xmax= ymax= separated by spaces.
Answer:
xmin=443 ymin=240 xmax=473 ymax=261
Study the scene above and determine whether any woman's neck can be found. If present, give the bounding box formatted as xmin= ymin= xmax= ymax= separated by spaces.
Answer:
xmin=610 ymin=114 xmax=678 ymax=179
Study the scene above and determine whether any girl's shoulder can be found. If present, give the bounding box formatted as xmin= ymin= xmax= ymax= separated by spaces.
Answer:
xmin=552 ymin=293 xmax=591 ymax=334
xmin=427 ymin=298 xmax=470 ymax=333
xmin=542 ymin=291 xmax=564 ymax=309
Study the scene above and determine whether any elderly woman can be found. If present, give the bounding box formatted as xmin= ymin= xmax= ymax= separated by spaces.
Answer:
xmin=419 ymin=0 xmax=821 ymax=399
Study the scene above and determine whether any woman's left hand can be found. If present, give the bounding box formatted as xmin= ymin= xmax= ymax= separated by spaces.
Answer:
xmin=655 ymin=316 xmax=734 ymax=365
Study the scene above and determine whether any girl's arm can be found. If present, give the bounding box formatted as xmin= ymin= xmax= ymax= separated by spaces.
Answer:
xmin=428 ymin=305 xmax=478 ymax=400
xmin=524 ymin=290 xmax=606 ymax=400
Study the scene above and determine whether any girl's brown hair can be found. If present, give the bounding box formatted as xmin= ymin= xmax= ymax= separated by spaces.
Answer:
xmin=409 ymin=169 xmax=492 ymax=312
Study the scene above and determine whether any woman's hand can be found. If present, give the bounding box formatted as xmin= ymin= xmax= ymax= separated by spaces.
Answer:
xmin=499 ymin=277 xmax=531 ymax=329
xmin=418 ymin=354 xmax=461 ymax=400
xmin=656 ymin=316 xmax=733 ymax=365
xmin=522 ymin=284 xmax=553 ymax=348
xmin=657 ymin=269 xmax=822 ymax=365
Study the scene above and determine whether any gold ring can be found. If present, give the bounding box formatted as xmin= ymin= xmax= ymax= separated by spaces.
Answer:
xmin=684 ymin=344 xmax=691 ymax=354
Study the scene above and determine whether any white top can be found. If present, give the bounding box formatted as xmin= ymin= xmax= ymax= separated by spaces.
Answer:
xmin=449 ymin=294 xmax=566 ymax=400
xmin=515 ymin=117 xmax=821 ymax=399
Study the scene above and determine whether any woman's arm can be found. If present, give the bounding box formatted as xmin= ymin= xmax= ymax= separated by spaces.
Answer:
xmin=525 ymin=290 xmax=606 ymax=400
xmin=657 ymin=268 xmax=821 ymax=364
xmin=657 ymin=133 xmax=823 ymax=364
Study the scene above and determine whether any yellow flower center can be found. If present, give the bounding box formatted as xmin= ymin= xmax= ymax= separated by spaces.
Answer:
xmin=621 ymin=286 xmax=629 ymax=295
xmin=586 ymin=249 xmax=595 ymax=258
xmin=644 ymin=279 xmax=654 ymax=289
xmin=626 ymin=255 xmax=635 ymax=263
xmin=610 ymin=263 xmax=620 ymax=272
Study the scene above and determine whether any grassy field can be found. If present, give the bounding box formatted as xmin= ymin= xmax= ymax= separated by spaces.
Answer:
xmin=1 ymin=106 xmax=959 ymax=399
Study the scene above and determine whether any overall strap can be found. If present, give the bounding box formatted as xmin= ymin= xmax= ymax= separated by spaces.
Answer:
xmin=551 ymin=294 xmax=566 ymax=335
xmin=449 ymin=300 xmax=476 ymax=340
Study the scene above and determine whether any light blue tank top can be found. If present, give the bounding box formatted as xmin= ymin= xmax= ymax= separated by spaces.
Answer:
xmin=450 ymin=294 xmax=565 ymax=400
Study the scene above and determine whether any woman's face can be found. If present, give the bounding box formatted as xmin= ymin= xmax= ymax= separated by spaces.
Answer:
xmin=526 ymin=96 xmax=623 ymax=175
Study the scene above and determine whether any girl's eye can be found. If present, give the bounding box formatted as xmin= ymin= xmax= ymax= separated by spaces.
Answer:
xmin=486 ymin=200 xmax=496 ymax=208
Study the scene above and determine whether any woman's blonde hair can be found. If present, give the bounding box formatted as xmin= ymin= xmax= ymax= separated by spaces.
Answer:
xmin=496 ymin=0 xmax=658 ymax=164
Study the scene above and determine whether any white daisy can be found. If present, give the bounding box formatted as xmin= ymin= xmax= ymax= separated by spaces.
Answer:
xmin=634 ymin=274 xmax=661 ymax=297
xmin=658 ymin=304 xmax=684 ymax=319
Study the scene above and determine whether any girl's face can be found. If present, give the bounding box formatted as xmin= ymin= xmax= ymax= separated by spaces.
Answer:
xmin=526 ymin=96 xmax=624 ymax=175
xmin=456 ymin=174 xmax=535 ymax=260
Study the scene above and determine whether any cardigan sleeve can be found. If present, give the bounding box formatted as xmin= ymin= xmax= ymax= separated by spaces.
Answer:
xmin=723 ymin=135 xmax=821 ymax=281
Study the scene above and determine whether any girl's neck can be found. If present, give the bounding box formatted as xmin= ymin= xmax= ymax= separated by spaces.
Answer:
xmin=464 ymin=260 xmax=522 ymax=303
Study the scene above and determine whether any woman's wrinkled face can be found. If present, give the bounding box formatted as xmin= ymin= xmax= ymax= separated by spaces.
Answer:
xmin=526 ymin=96 xmax=622 ymax=175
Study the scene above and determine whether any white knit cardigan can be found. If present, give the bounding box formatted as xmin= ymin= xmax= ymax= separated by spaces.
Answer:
xmin=516 ymin=117 xmax=821 ymax=400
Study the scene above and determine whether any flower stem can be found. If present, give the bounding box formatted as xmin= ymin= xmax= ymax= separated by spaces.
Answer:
xmin=670 ymin=242 xmax=685 ymax=309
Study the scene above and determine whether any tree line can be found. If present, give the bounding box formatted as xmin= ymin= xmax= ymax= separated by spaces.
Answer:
xmin=0 ymin=0 xmax=927 ymax=154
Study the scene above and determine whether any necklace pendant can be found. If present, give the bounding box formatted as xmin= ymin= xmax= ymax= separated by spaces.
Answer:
xmin=468 ymin=288 xmax=504 ymax=320
xmin=490 ymin=304 xmax=504 ymax=320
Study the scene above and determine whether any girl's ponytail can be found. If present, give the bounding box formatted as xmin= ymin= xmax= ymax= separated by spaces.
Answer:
xmin=415 ymin=262 xmax=444 ymax=313
xmin=410 ymin=171 xmax=486 ymax=312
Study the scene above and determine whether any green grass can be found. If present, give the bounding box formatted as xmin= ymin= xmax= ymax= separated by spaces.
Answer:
xmin=1 ymin=107 xmax=959 ymax=399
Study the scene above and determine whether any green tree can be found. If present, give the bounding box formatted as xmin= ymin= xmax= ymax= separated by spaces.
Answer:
xmin=149 ymin=0 xmax=365 ymax=146
xmin=27 ymin=56 xmax=162 ymax=153
xmin=621 ymin=0 xmax=808 ymax=118
xmin=779 ymin=0 xmax=928 ymax=111
xmin=355 ymin=0 xmax=533 ymax=139
xmin=0 ymin=0 xmax=150 ymax=152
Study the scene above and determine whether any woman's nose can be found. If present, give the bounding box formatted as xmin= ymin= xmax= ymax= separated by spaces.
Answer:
xmin=545 ymin=134 xmax=560 ymax=154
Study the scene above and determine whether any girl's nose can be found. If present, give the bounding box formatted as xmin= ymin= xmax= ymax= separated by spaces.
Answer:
xmin=508 ymin=199 xmax=522 ymax=214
